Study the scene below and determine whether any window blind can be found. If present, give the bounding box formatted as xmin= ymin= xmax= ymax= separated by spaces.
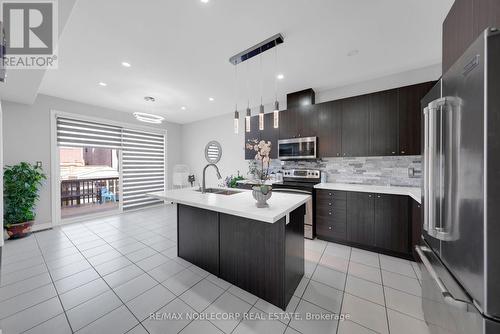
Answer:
xmin=56 ymin=117 xmax=122 ymax=149
xmin=122 ymin=128 xmax=165 ymax=210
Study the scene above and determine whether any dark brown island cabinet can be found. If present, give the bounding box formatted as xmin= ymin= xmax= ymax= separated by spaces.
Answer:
xmin=177 ymin=203 xmax=305 ymax=310
xmin=245 ymin=81 xmax=436 ymax=159
xmin=316 ymin=189 xmax=422 ymax=260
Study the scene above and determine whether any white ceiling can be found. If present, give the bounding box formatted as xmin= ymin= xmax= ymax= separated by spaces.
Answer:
xmin=35 ymin=0 xmax=454 ymax=124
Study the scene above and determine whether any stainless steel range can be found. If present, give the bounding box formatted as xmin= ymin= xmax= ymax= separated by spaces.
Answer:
xmin=272 ymin=169 xmax=321 ymax=239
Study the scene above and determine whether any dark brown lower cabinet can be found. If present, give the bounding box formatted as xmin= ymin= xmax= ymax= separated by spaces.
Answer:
xmin=347 ymin=192 xmax=375 ymax=246
xmin=411 ymin=199 xmax=422 ymax=260
xmin=316 ymin=190 xmax=412 ymax=258
xmin=374 ymin=194 xmax=409 ymax=254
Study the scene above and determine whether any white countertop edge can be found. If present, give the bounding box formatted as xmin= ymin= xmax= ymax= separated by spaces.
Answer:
xmin=314 ymin=183 xmax=421 ymax=204
xmin=147 ymin=190 xmax=311 ymax=224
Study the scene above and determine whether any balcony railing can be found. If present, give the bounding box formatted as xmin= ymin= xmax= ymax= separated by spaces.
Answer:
xmin=61 ymin=177 xmax=119 ymax=207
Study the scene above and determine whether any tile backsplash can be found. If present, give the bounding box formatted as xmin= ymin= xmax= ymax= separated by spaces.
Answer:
xmin=272 ymin=155 xmax=422 ymax=187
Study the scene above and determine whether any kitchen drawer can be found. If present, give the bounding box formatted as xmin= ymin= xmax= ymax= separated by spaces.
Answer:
xmin=316 ymin=201 xmax=346 ymax=213
xmin=316 ymin=217 xmax=347 ymax=242
xmin=316 ymin=189 xmax=347 ymax=201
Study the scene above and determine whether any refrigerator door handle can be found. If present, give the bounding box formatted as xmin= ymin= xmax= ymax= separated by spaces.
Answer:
xmin=423 ymin=107 xmax=429 ymax=232
xmin=416 ymin=245 xmax=469 ymax=310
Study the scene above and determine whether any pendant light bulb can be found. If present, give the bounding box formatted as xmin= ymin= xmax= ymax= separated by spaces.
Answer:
xmin=234 ymin=110 xmax=239 ymax=134
xmin=245 ymin=106 xmax=251 ymax=133
xmin=273 ymin=100 xmax=279 ymax=128
xmin=259 ymin=104 xmax=264 ymax=131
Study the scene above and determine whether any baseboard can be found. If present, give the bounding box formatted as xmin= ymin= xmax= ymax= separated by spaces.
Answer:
xmin=31 ymin=222 xmax=53 ymax=232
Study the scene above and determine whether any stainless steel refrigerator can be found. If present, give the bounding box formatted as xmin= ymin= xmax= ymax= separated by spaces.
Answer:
xmin=418 ymin=28 xmax=500 ymax=334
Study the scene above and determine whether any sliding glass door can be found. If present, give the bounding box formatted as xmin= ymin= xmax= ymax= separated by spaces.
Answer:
xmin=54 ymin=114 xmax=166 ymax=223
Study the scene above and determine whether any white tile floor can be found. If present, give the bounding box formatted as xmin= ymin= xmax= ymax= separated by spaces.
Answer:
xmin=0 ymin=205 xmax=433 ymax=334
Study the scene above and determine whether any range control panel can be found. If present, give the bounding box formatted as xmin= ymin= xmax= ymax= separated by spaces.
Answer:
xmin=283 ymin=169 xmax=321 ymax=179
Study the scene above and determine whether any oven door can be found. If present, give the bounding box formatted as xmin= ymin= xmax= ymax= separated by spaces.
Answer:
xmin=278 ymin=137 xmax=317 ymax=160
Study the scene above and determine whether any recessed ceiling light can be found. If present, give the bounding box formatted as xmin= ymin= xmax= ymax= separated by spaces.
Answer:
xmin=347 ymin=49 xmax=359 ymax=57
xmin=121 ymin=61 xmax=131 ymax=67
xmin=98 ymin=82 xmax=107 ymax=86
xmin=209 ymin=97 xmax=215 ymax=101
xmin=276 ymin=74 xmax=284 ymax=80
xmin=200 ymin=0 xmax=209 ymax=3
xmin=181 ymin=106 xmax=187 ymax=110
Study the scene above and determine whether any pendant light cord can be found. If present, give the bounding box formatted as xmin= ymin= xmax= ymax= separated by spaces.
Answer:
xmin=274 ymin=42 xmax=278 ymax=101
xmin=260 ymin=52 xmax=263 ymax=106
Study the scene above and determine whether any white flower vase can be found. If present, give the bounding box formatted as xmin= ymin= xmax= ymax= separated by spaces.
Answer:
xmin=252 ymin=185 xmax=272 ymax=208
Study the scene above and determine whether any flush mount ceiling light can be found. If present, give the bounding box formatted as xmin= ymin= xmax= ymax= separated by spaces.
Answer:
xmin=276 ymin=73 xmax=284 ymax=80
xmin=209 ymin=97 xmax=215 ymax=101
xmin=133 ymin=112 xmax=164 ymax=124
xmin=181 ymin=106 xmax=187 ymax=110
xmin=121 ymin=61 xmax=131 ymax=67
xmin=134 ymin=96 xmax=164 ymax=123
xmin=98 ymin=82 xmax=107 ymax=87
xmin=200 ymin=0 xmax=209 ymax=3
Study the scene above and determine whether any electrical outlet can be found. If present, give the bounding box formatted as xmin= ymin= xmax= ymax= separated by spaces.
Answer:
xmin=36 ymin=161 xmax=42 ymax=168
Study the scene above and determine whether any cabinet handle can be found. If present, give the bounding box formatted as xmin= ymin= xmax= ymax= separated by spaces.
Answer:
xmin=401 ymin=150 xmax=405 ymax=154
xmin=368 ymin=194 xmax=372 ymax=198
xmin=337 ymin=153 xmax=340 ymax=156
xmin=377 ymin=195 xmax=381 ymax=198
xmin=328 ymin=212 xmax=332 ymax=215
xmin=328 ymin=202 xmax=332 ymax=206
xmin=328 ymin=226 xmax=332 ymax=230
xmin=418 ymin=205 xmax=421 ymax=208
xmin=343 ymin=153 xmax=346 ymax=156
xmin=328 ymin=192 xmax=332 ymax=196
xmin=392 ymin=151 xmax=396 ymax=155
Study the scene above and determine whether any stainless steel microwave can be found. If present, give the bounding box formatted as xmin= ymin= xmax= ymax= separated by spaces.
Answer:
xmin=278 ymin=137 xmax=317 ymax=160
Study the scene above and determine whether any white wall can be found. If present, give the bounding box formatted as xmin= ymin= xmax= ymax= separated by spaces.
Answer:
xmin=181 ymin=113 xmax=249 ymax=188
xmin=315 ymin=64 xmax=441 ymax=103
xmin=180 ymin=65 xmax=441 ymax=186
xmin=1 ymin=94 xmax=182 ymax=227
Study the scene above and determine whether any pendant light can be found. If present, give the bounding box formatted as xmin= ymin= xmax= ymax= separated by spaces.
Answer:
xmin=245 ymin=61 xmax=251 ymax=133
xmin=233 ymin=64 xmax=239 ymax=134
xmin=258 ymin=53 xmax=265 ymax=131
xmin=273 ymin=42 xmax=280 ymax=129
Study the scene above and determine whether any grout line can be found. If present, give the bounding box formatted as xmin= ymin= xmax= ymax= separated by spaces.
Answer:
xmin=334 ymin=245 xmax=352 ymax=334
xmin=31 ymin=232 xmax=75 ymax=333
xmin=379 ymin=252 xmax=391 ymax=334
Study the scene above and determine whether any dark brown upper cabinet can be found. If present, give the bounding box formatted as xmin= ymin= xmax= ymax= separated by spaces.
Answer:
xmin=296 ymin=104 xmax=318 ymax=138
xmin=443 ymin=0 xmax=500 ymax=73
xmin=278 ymin=106 xmax=317 ymax=140
xmin=287 ymin=88 xmax=315 ymax=109
xmin=369 ymin=89 xmax=398 ymax=156
xmin=398 ymin=82 xmax=435 ymax=155
xmin=317 ymin=101 xmax=342 ymax=158
xmin=260 ymin=112 xmax=279 ymax=159
xmin=341 ymin=95 xmax=371 ymax=157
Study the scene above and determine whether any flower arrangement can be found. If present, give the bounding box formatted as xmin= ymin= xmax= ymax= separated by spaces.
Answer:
xmin=246 ymin=139 xmax=272 ymax=183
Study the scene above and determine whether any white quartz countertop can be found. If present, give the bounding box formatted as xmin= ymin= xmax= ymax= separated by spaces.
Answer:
xmin=314 ymin=183 xmax=421 ymax=204
xmin=147 ymin=188 xmax=311 ymax=224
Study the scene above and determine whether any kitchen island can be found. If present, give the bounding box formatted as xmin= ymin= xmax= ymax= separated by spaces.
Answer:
xmin=148 ymin=188 xmax=310 ymax=310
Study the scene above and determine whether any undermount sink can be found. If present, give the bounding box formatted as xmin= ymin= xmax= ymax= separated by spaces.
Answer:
xmin=195 ymin=188 xmax=241 ymax=195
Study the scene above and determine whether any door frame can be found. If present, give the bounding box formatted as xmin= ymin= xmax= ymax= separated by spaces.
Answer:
xmin=50 ymin=110 xmax=168 ymax=227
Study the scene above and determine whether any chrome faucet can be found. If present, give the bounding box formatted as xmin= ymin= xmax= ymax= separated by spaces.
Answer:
xmin=201 ymin=163 xmax=222 ymax=193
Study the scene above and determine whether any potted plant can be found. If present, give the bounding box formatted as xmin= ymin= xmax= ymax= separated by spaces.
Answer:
xmin=3 ymin=162 xmax=46 ymax=239
xmin=246 ymin=139 xmax=272 ymax=207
